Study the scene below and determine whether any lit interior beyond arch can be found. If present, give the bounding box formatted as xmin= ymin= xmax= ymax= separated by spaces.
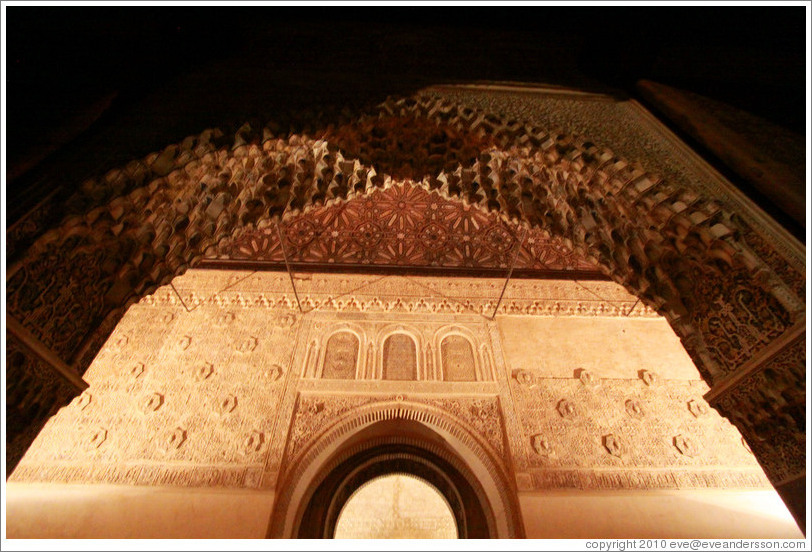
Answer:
xmin=333 ymin=474 xmax=457 ymax=539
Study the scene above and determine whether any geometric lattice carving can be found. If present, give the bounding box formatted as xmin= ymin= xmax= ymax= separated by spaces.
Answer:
xmin=441 ymin=335 xmax=476 ymax=382
xmin=322 ymin=331 xmax=360 ymax=380
xmin=220 ymin=182 xmax=599 ymax=275
xmin=383 ymin=333 xmax=417 ymax=381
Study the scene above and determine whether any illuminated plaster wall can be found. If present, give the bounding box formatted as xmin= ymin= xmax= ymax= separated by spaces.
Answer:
xmin=5 ymin=270 xmax=802 ymax=538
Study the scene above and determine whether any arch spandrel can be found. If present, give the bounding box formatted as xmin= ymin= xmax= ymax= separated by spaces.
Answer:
xmin=5 ymin=89 xmax=806 ymax=525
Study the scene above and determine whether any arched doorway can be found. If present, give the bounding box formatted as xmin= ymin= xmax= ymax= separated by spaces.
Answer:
xmin=6 ymin=88 xmax=805 ymax=530
xmin=269 ymin=406 xmax=523 ymax=538
xmin=299 ymin=443 xmax=484 ymax=538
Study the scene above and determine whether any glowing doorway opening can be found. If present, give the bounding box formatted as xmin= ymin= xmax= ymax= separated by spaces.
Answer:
xmin=334 ymin=473 xmax=457 ymax=539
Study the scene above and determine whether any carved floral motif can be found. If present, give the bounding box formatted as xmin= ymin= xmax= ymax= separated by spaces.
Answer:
xmin=140 ymin=393 xmax=164 ymax=413
xmin=129 ymin=362 xmax=145 ymax=379
xmin=557 ymin=399 xmax=576 ymax=419
xmin=674 ymin=435 xmax=700 ymax=458
xmin=603 ymin=434 xmax=626 ymax=458
xmin=625 ymin=399 xmax=645 ymax=419
xmin=244 ymin=431 xmax=265 ymax=453
xmin=640 ymin=370 xmax=659 ymax=387
xmin=165 ymin=427 xmax=187 ymax=450
xmin=75 ymin=392 xmax=93 ymax=411
xmin=515 ymin=370 xmax=536 ymax=387
xmin=237 ymin=336 xmax=258 ymax=353
xmin=577 ymin=369 xmax=598 ymax=387
xmin=194 ymin=363 xmax=214 ymax=382
xmin=531 ymin=434 xmax=553 ymax=456
xmin=266 ymin=365 xmax=284 ymax=382
xmin=87 ymin=429 xmax=108 ymax=450
xmin=687 ymin=398 xmax=710 ymax=418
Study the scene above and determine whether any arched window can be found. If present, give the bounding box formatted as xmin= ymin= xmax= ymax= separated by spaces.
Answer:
xmin=382 ymin=333 xmax=417 ymax=380
xmin=322 ymin=331 xmax=360 ymax=379
xmin=441 ymin=335 xmax=477 ymax=381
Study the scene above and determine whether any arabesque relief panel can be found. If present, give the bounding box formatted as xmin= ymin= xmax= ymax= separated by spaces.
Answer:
xmin=10 ymin=270 xmax=772 ymax=496
xmin=10 ymin=286 xmax=302 ymax=490
xmin=509 ymin=369 xmax=767 ymax=490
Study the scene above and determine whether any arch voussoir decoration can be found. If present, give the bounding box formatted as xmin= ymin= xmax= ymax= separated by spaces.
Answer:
xmin=6 ymin=92 xmax=805 ymax=527
xmin=271 ymin=399 xmax=520 ymax=538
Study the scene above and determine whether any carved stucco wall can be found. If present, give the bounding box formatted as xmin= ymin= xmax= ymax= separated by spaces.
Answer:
xmin=10 ymin=270 xmax=776 ymax=532
xmin=5 ymin=86 xmax=805 ymax=529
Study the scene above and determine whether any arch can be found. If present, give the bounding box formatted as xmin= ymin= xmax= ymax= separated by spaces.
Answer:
xmin=320 ymin=331 xmax=361 ymax=380
xmin=433 ymin=325 xmax=484 ymax=382
xmin=376 ymin=324 xmax=423 ymax=380
xmin=440 ymin=335 xmax=477 ymax=382
xmin=382 ymin=334 xmax=418 ymax=381
xmin=314 ymin=323 xmax=366 ymax=379
xmin=302 ymin=445 xmax=475 ymax=538
xmin=8 ymin=94 xmax=801 ymax=383
xmin=5 ymin=91 xmax=806 ymax=524
xmin=8 ymin=94 xmax=802 ymax=381
xmin=268 ymin=400 xmax=522 ymax=538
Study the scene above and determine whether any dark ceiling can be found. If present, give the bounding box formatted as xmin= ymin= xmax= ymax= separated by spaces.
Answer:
xmin=5 ymin=7 xmax=807 ymax=220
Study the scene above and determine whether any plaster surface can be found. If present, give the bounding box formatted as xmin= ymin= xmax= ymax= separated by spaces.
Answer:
xmin=518 ymin=490 xmax=804 ymax=539
xmin=5 ymin=483 xmax=275 ymax=539
xmin=497 ymin=316 xmax=698 ymax=380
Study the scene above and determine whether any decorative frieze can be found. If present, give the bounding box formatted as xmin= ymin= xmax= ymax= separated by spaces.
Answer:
xmin=140 ymin=271 xmax=657 ymax=318
xmin=529 ymin=468 xmax=769 ymax=490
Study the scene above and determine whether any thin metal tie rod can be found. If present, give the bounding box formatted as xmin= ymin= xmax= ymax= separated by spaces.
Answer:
xmin=491 ymin=226 xmax=528 ymax=320
xmin=276 ymin=221 xmax=304 ymax=313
